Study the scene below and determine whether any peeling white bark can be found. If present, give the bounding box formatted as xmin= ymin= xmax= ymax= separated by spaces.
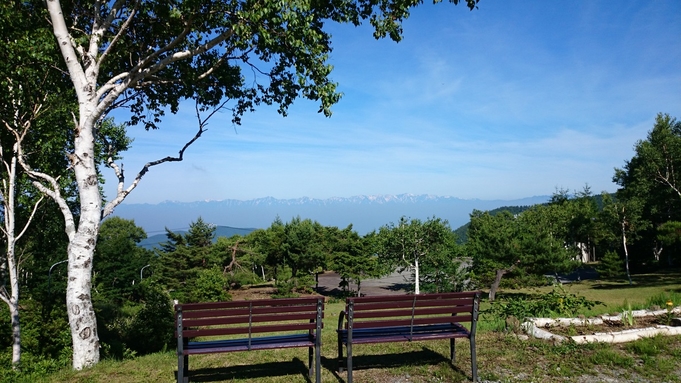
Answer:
xmin=571 ymin=326 xmax=681 ymax=344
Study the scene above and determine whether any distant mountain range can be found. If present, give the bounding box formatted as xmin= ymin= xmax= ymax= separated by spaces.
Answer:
xmin=113 ymin=194 xmax=550 ymax=237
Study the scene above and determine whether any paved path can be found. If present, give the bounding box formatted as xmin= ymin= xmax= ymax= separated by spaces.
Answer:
xmin=316 ymin=270 xmax=413 ymax=297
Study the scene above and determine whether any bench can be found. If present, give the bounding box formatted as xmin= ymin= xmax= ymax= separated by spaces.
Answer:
xmin=175 ymin=296 xmax=324 ymax=383
xmin=337 ymin=291 xmax=481 ymax=383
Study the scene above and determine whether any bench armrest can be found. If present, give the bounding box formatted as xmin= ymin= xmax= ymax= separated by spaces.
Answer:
xmin=337 ymin=310 xmax=346 ymax=331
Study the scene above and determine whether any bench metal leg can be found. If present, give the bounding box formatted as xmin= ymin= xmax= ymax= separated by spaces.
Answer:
xmin=470 ymin=338 xmax=478 ymax=382
xmin=347 ymin=342 xmax=353 ymax=383
xmin=337 ymin=337 xmax=344 ymax=373
xmin=450 ymin=338 xmax=456 ymax=363
xmin=177 ymin=353 xmax=183 ymax=383
xmin=308 ymin=346 xmax=314 ymax=378
xmin=183 ymin=355 xmax=189 ymax=383
xmin=315 ymin=344 xmax=321 ymax=383
xmin=177 ymin=353 xmax=188 ymax=383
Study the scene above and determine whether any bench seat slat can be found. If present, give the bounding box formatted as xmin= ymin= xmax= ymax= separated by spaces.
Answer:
xmin=350 ymin=314 xmax=473 ymax=329
xmin=182 ymin=322 xmax=316 ymax=338
xmin=184 ymin=333 xmax=315 ymax=355
xmin=339 ymin=323 xmax=470 ymax=344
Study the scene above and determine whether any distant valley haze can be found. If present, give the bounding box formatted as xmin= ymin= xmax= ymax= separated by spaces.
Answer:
xmin=111 ymin=193 xmax=551 ymax=237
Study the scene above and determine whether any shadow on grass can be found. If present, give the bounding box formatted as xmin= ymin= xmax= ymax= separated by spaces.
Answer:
xmin=382 ymin=282 xmax=412 ymax=293
xmin=592 ymin=271 xmax=681 ymax=290
xmin=321 ymin=347 xmax=470 ymax=382
xmin=183 ymin=357 xmax=313 ymax=382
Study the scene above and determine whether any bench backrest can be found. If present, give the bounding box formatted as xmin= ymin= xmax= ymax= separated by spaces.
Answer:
xmin=342 ymin=291 xmax=481 ymax=330
xmin=176 ymin=296 xmax=325 ymax=339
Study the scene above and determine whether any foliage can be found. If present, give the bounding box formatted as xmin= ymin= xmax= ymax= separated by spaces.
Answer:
xmin=282 ymin=217 xmax=328 ymax=278
xmin=330 ymin=227 xmax=383 ymax=296
xmin=124 ymin=283 xmax=175 ymax=355
xmin=620 ymin=300 xmax=636 ymax=327
xmin=377 ymin=216 xmax=460 ymax=294
xmin=94 ymin=217 xmax=153 ymax=302
xmin=597 ymin=250 xmax=624 ymax=278
xmin=420 ymin=245 xmax=470 ymax=293
xmin=645 ymin=291 xmax=681 ymax=309
xmin=154 ymin=217 xmax=221 ymax=301
xmin=613 ymin=113 xmax=681 ymax=266
xmin=484 ymin=285 xmax=604 ymax=323
xmin=657 ymin=221 xmax=681 ymax=246
xmin=190 ymin=266 xmax=231 ymax=303
xmin=467 ymin=210 xmax=521 ymax=285
xmin=226 ymin=270 xmax=262 ymax=289
xmin=94 ymin=281 xmax=176 ymax=359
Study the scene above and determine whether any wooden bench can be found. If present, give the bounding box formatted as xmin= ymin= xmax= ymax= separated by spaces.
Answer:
xmin=175 ymin=296 xmax=324 ymax=383
xmin=337 ymin=291 xmax=481 ymax=382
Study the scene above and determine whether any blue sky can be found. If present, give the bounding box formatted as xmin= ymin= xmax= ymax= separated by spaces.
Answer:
xmin=106 ymin=0 xmax=681 ymax=204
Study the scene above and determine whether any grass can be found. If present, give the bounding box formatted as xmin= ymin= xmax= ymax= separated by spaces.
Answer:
xmin=15 ymin=269 xmax=681 ymax=383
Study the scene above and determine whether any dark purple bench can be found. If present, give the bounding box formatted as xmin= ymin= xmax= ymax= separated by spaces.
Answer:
xmin=175 ymin=297 xmax=324 ymax=383
xmin=337 ymin=291 xmax=481 ymax=382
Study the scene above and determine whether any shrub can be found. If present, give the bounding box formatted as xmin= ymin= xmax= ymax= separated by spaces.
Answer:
xmin=190 ymin=266 xmax=231 ymax=303
xmin=125 ymin=283 xmax=175 ymax=355
xmin=484 ymin=284 xmax=603 ymax=326
xmin=227 ymin=270 xmax=262 ymax=289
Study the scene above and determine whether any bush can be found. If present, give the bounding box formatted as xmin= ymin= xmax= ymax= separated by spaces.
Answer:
xmin=125 ymin=282 xmax=175 ymax=355
xmin=0 ymin=350 xmax=70 ymax=383
xmin=190 ymin=266 xmax=231 ymax=303
xmin=484 ymin=284 xmax=604 ymax=326
xmin=227 ymin=270 xmax=262 ymax=289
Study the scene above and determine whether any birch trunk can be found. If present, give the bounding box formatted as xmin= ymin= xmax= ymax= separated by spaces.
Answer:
xmin=414 ymin=257 xmax=420 ymax=295
xmin=1 ymin=144 xmax=24 ymax=368
xmin=45 ymin=0 xmax=103 ymax=368
xmin=2 ymin=221 xmax=22 ymax=368
xmin=622 ymin=221 xmax=632 ymax=286
xmin=66 ymin=112 xmax=102 ymax=370
xmin=3 ymin=151 xmax=21 ymax=367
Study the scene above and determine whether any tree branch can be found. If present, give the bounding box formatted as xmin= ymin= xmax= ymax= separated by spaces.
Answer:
xmin=98 ymin=0 xmax=139 ymax=67
xmin=15 ymin=139 xmax=76 ymax=241
xmin=101 ymin=99 xmax=229 ymax=217
xmin=46 ymin=0 xmax=88 ymax=102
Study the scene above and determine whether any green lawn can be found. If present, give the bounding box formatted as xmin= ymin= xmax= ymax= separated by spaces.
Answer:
xmin=20 ymin=270 xmax=681 ymax=383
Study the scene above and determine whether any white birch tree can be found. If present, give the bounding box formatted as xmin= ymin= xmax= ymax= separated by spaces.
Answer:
xmin=13 ymin=0 xmax=478 ymax=369
xmin=377 ymin=216 xmax=455 ymax=295
xmin=0 ymin=1 xmax=77 ymax=367
xmin=0 ymin=120 xmax=44 ymax=368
